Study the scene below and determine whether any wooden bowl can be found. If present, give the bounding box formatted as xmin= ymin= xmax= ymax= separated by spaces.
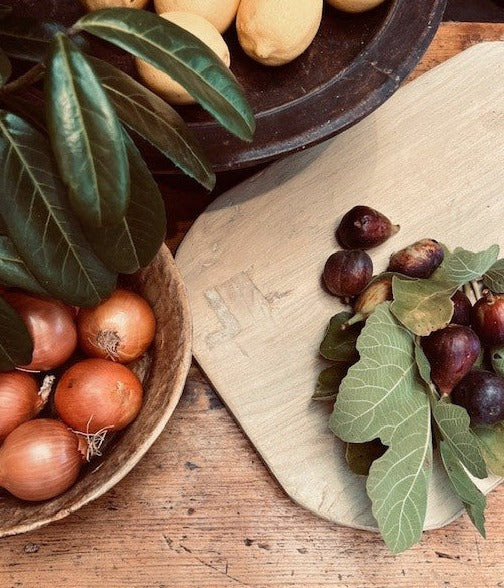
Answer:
xmin=0 ymin=245 xmax=192 ymax=538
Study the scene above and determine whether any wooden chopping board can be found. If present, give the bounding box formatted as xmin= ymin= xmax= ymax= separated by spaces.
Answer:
xmin=175 ymin=42 xmax=504 ymax=532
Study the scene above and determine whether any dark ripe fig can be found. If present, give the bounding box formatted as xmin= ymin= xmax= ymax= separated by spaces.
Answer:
xmin=322 ymin=250 xmax=373 ymax=298
xmin=451 ymin=368 xmax=504 ymax=425
xmin=336 ymin=205 xmax=399 ymax=250
xmin=450 ymin=289 xmax=472 ymax=326
xmin=344 ymin=274 xmax=393 ymax=328
xmin=387 ymin=239 xmax=444 ymax=279
xmin=421 ymin=324 xmax=481 ymax=395
xmin=472 ymin=291 xmax=504 ymax=347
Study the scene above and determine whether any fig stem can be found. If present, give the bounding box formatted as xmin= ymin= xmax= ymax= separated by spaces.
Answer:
xmin=341 ymin=312 xmax=365 ymax=330
xmin=470 ymin=279 xmax=483 ymax=302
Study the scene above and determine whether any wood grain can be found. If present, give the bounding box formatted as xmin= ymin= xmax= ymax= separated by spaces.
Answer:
xmin=3 ymin=21 xmax=504 ymax=588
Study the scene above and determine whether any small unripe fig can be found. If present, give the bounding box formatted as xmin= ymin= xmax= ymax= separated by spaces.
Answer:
xmin=452 ymin=368 xmax=504 ymax=425
xmin=336 ymin=205 xmax=399 ymax=250
xmin=322 ymin=250 xmax=373 ymax=298
xmin=472 ymin=291 xmax=504 ymax=347
xmin=343 ymin=274 xmax=393 ymax=328
xmin=450 ymin=290 xmax=472 ymax=326
xmin=421 ymin=324 xmax=481 ymax=395
xmin=387 ymin=238 xmax=444 ymax=279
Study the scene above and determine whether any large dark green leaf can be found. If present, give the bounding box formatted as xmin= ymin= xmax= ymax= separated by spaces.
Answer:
xmin=45 ymin=34 xmax=129 ymax=228
xmin=0 ymin=297 xmax=33 ymax=371
xmin=74 ymin=8 xmax=255 ymax=141
xmin=0 ymin=111 xmax=117 ymax=306
xmin=89 ymin=56 xmax=215 ymax=191
xmin=0 ymin=15 xmax=65 ymax=61
xmin=0 ymin=235 xmax=49 ymax=296
xmin=83 ymin=130 xmax=166 ymax=274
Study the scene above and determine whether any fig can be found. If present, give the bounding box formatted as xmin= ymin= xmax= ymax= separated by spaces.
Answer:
xmin=336 ymin=205 xmax=399 ymax=250
xmin=343 ymin=274 xmax=393 ymax=328
xmin=451 ymin=368 xmax=504 ymax=425
xmin=450 ymin=289 xmax=472 ymax=326
xmin=387 ymin=239 xmax=444 ymax=279
xmin=322 ymin=250 xmax=373 ymax=298
xmin=472 ymin=291 xmax=504 ymax=347
xmin=421 ymin=324 xmax=481 ymax=395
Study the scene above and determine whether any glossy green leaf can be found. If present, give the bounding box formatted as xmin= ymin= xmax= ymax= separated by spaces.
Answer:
xmin=434 ymin=245 xmax=499 ymax=286
xmin=319 ymin=311 xmax=360 ymax=363
xmin=483 ymin=258 xmax=504 ymax=293
xmin=330 ymin=303 xmax=432 ymax=553
xmin=431 ymin=399 xmax=487 ymax=479
xmin=473 ymin=423 xmax=504 ymax=477
xmin=0 ymin=296 xmax=33 ymax=371
xmin=312 ymin=363 xmax=349 ymax=400
xmin=345 ymin=440 xmax=386 ymax=476
xmin=74 ymin=8 xmax=255 ymax=141
xmin=0 ymin=15 xmax=64 ymax=61
xmin=45 ymin=34 xmax=129 ymax=228
xmin=89 ymin=56 xmax=215 ymax=191
xmin=440 ymin=441 xmax=486 ymax=538
xmin=391 ymin=275 xmax=457 ymax=336
xmin=0 ymin=235 xmax=49 ymax=296
xmin=83 ymin=130 xmax=166 ymax=274
xmin=0 ymin=46 xmax=10 ymax=85
xmin=0 ymin=111 xmax=117 ymax=306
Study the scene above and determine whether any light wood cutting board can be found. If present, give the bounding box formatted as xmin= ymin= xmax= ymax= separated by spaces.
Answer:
xmin=176 ymin=42 xmax=504 ymax=532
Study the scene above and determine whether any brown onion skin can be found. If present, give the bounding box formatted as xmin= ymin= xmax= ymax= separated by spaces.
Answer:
xmin=54 ymin=358 xmax=143 ymax=434
xmin=3 ymin=291 xmax=78 ymax=371
xmin=0 ymin=372 xmax=44 ymax=440
xmin=76 ymin=288 xmax=156 ymax=363
xmin=0 ymin=418 xmax=85 ymax=501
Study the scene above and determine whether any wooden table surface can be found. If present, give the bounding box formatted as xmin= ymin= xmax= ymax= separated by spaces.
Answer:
xmin=3 ymin=19 xmax=504 ymax=588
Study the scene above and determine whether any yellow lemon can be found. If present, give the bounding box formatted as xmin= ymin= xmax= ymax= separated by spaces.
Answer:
xmin=325 ymin=0 xmax=386 ymax=13
xmin=80 ymin=0 xmax=150 ymax=10
xmin=236 ymin=0 xmax=323 ymax=66
xmin=153 ymin=0 xmax=240 ymax=33
xmin=135 ymin=11 xmax=231 ymax=105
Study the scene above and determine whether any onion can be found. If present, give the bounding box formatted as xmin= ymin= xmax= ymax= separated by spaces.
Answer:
xmin=54 ymin=358 xmax=143 ymax=434
xmin=76 ymin=288 xmax=155 ymax=363
xmin=3 ymin=291 xmax=78 ymax=371
xmin=0 ymin=372 xmax=52 ymax=440
xmin=0 ymin=418 xmax=86 ymax=501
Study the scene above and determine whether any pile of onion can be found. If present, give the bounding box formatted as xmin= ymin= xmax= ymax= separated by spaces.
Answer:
xmin=0 ymin=288 xmax=156 ymax=502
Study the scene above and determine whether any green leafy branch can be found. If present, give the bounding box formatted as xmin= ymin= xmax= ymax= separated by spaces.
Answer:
xmin=0 ymin=5 xmax=255 ymax=369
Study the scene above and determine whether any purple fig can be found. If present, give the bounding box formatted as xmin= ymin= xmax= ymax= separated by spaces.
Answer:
xmin=387 ymin=239 xmax=444 ymax=279
xmin=322 ymin=250 xmax=372 ymax=298
xmin=336 ymin=206 xmax=399 ymax=250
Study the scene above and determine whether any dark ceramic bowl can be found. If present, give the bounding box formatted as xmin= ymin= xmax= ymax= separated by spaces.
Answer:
xmin=6 ymin=0 xmax=446 ymax=172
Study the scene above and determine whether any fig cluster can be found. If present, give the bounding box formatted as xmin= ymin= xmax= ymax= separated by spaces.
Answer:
xmin=322 ymin=205 xmax=504 ymax=427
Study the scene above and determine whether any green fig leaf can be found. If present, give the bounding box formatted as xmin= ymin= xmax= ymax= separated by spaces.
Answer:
xmin=89 ymin=56 xmax=215 ymax=191
xmin=45 ymin=34 xmax=129 ymax=228
xmin=434 ymin=245 xmax=500 ymax=286
xmin=0 ymin=111 xmax=117 ymax=306
xmin=330 ymin=303 xmax=432 ymax=553
xmin=74 ymin=8 xmax=255 ymax=141
xmin=390 ymin=275 xmax=457 ymax=336
xmin=439 ymin=441 xmax=486 ymax=538
xmin=82 ymin=130 xmax=166 ymax=274
xmin=0 ymin=296 xmax=33 ymax=370
xmin=483 ymin=258 xmax=504 ymax=293
xmin=432 ymin=400 xmax=487 ymax=479
xmin=345 ymin=439 xmax=386 ymax=476
xmin=319 ymin=311 xmax=360 ymax=363
xmin=312 ymin=363 xmax=349 ymax=400
xmin=491 ymin=346 xmax=504 ymax=378
xmin=473 ymin=423 xmax=504 ymax=477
